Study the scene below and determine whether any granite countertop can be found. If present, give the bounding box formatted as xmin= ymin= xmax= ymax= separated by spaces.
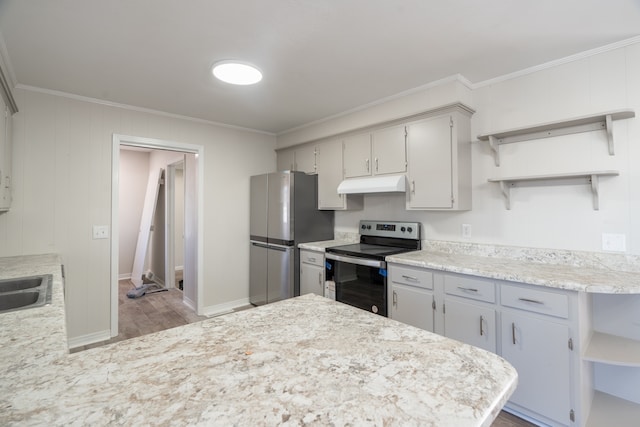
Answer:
xmin=298 ymin=239 xmax=354 ymax=252
xmin=0 ymin=254 xmax=68 ymax=377
xmin=387 ymin=242 xmax=640 ymax=294
xmin=0 ymin=256 xmax=517 ymax=426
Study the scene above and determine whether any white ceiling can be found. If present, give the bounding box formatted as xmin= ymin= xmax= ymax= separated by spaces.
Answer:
xmin=0 ymin=0 xmax=639 ymax=134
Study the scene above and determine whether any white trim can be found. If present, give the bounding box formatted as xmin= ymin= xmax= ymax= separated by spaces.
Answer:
xmin=111 ymin=134 xmax=205 ymax=337
xmin=200 ymin=298 xmax=252 ymax=317
xmin=472 ymin=35 xmax=640 ymax=89
xmin=16 ymin=84 xmax=275 ymax=136
xmin=277 ymin=74 xmax=471 ymax=136
xmin=67 ymin=330 xmax=111 ymax=350
xmin=118 ymin=273 xmax=131 ymax=280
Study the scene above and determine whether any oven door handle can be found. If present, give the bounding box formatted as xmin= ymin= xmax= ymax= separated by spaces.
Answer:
xmin=325 ymin=253 xmax=386 ymax=268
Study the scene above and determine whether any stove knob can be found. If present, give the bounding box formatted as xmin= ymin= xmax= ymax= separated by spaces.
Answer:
xmin=361 ymin=224 xmax=366 ymax=230
xmin=401 ymin=227 xmax=406 ymax=232
xmin=367 ymin=225 xmax=372 ymax=230
xmin=407 ymin=227 xmax=413 ymax=233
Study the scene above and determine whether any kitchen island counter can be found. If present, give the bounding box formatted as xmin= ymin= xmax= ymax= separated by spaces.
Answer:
xmin=1 ymin=285 xmax=516 ymax=426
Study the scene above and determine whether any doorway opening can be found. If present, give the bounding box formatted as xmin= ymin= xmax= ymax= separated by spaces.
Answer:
xmin=110 ymin=134 xmax=205 ymax=338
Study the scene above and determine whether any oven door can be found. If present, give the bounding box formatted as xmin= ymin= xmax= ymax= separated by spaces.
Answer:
xmin=325 ymin=253 xmax=387 ymax=317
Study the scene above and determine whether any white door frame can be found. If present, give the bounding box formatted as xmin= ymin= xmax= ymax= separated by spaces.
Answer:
xmin=165 ymin=158 xmax=185 ymax=291
xmin=111 ymin=134 xmax=205 ymax=336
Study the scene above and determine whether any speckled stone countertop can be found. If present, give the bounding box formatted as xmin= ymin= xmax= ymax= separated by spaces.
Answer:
xmin=0 ymin=254 xmax=517 ymax=426
xmin=387 ymin=240 xmax=640 ymax=294
xmin=0 ymin=254 xmax=68 ymax=378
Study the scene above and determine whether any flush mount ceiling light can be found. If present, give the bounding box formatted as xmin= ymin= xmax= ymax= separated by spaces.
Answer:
xmin=212 ymin=61 xmax=262 ymax=85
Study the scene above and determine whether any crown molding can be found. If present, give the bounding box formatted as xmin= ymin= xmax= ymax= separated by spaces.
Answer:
xmin=472 ymin=35 xmax=640 ymax=89
xmin=14 ymin=84 xmax=275 ymax=136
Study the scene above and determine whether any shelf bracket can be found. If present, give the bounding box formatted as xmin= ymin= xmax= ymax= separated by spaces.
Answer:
xmin=590 ymin=174 xmax=600 ymax=210
xmin=605 ymin=114 xmax=614 ymax=155
xmin=488 ymin=135 xmax=500 ymax=166
xmin=499 ymin=181 xmax=511 ymax=210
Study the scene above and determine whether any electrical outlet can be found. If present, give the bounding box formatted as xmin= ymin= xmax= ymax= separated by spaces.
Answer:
xmin=602 ymin=233 xmax=626 ymax=252
xmin=92 ymin=225 xmax=109 ymax=240
xmin=461 ymin=224 xmax=472 ymax=239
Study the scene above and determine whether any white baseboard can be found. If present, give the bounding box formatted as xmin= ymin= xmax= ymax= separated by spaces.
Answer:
xmin=118 ymin=273 xmax=131 ymax=280
xmin=67 ymin=329 xmax=112 ymax=350
xmin=183 ymin=295 xmax=196 ymax=311
xmin=175 ymin=265 xmax=184 ymax=272
xmin=201 ymin=297 xmax=251 ymax=317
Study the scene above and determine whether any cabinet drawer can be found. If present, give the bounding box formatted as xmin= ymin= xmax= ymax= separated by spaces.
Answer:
xmin=444 ymin=274 xmax=495 ymax=303
xmin=300 ymin=250 xmax=324 ymax=267
xmin=501 ymin=285 xmax=568 ymax=319
xmin=389 ymin=265 xmax=433 ymax=290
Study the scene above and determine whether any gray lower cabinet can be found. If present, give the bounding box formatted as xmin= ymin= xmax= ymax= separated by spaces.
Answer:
xmin=299 ymin=249 xmax=325 ymax=296
xmin=387 ymin=263 xmax=582 ymax=427
xmin=501 ymin=309 xmax=572 ymax=426
xmin=388 ymin=264 xmax=434 ymax=331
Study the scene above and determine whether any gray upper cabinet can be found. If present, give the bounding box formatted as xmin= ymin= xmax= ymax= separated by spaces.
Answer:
xmin=343 ymin=125 xmax=407 ymax=179
xmin=276 ymin=144 xmax=316 ymax=174
xmin=276 ymin=147 xmax=295 ymax=171
xmin=316 ymin=139 xmax=362 ymax=210
xmin=406 ymin=108 xmax=472 ymax=210
xmin=371 ymin=125 xmax=407 ymax=175
xmin=343 ymin=133 xmax=372 ymax=178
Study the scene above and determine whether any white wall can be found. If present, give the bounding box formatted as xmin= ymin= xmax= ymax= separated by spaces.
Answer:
xmin=1 ymin=88 xmax=276 ymax=341
xmin=118 ymin=149 xmax=149 ymax=279
xmin=280 ymin=42 xmax=640 ymax=255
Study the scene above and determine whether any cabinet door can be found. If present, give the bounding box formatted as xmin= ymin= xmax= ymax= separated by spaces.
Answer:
xmin=389 ymin=283 xmax=434 ymax=332
xmin=444 ymin=298 xmax=496 ymax=353
xmin=300 ymin=262 xmax=324 ymax=296
xmin=406 ymin=115 xmax=453 ymax=209
xmin=501 ymin=311 xmax=572 ymax=425
xmin=277 ymin=148 xmax=295 ymax=171
xmin=294 ymin=145 xmax=316 ymax=174
xmin=343 ymin=133 xmax=371 ymax=178
xmin=316 ymin=139 xmax=345 ymax=210
xmin=372 ymin=125 xmax=406 ymax=175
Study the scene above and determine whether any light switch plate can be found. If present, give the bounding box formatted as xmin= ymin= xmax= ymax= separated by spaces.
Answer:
xmin=602 ymin=233 xmax=626 ymax=252
xmin=92 ymin=225 xmax=109 ymax=239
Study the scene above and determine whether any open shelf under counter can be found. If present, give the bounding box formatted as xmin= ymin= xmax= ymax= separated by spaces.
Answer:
xmin=487 ymin=170 xmax=619 ymax=210
xmin=586 ymin=391 xmax=640 ymax=427
xmin=584 ymin=332 xmax=640 ymax=367
xmin=477 ymin=109 xmax=635 ymax=165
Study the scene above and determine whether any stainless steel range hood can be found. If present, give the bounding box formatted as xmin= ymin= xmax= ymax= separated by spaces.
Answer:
xmin=336 ymin=175 xmax=407 ymax=195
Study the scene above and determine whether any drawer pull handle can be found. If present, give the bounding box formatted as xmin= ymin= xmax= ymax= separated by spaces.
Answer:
xmin=512 ymin=322 xmax=516 ymax=345
xmin=402 ymin=275 xmax=418 ymax=282
xmin=518 ymin=297 xmax=544 ymax=305
xmin=480 ymin=315 xmax=484 ymax=336
xmin=318 ymin=272 xmax=322 ymax=285
xmin=458 ymin=286 xmax=478 ymax=293
xmin=308 ymin=257 xmax=316 ymax=262
xmin=393 ymin=290 xmax=398 ymax=307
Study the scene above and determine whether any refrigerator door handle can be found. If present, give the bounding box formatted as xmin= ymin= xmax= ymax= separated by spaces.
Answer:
xmin=251 ymin=241 xmax=270 ymax=249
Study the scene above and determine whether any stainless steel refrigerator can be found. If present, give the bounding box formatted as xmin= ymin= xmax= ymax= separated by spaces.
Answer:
xmin=250 ymin=171 xmax=334 ymax=306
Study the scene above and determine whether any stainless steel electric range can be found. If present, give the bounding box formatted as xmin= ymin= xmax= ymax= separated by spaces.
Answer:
xmin=325 ymin=220 xmax=421 ymax=317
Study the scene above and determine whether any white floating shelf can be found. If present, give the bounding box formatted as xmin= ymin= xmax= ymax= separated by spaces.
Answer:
xmin=584 ymin=332 xmax=640 ymax=367
xmin=477 ymin=109 xmax=635 ymax=166
xmin=586 ymin=391 xmax=640 ymax=427
xmin=487 ymin=170 xmax=619 ymax=210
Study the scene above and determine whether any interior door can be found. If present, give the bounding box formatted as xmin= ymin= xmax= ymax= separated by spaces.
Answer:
xmin=266 ymin=244 xmax=294 ymax=303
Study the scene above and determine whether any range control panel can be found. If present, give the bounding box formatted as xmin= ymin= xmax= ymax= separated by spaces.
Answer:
xmin=359 ymin=220 xmax=421 ymax=240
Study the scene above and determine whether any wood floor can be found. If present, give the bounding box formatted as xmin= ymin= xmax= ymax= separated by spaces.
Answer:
xmin=70 ymin=280 xmax=534 ymax=426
